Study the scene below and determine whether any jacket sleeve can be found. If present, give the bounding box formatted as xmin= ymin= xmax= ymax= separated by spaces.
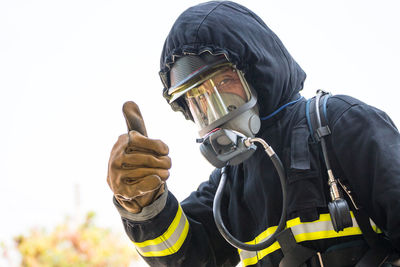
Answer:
xmin=114 ymin=169 xmax=239 ymax=266
xmin=329 ymin=97 xmax=400 ymax=251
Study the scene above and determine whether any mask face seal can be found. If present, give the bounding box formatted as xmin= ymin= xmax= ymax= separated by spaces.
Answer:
xmin=167 ymin=61 xmax=261 ymax=167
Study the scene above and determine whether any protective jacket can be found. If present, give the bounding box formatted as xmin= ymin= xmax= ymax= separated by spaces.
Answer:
xmin=114 ymin=1 xmax=400 ymax=266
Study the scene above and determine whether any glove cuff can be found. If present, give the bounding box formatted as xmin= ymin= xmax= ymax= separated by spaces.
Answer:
xmin=113 ymin=185 xmax=169 ymax=221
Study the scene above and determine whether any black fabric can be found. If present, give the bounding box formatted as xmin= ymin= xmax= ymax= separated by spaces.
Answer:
xmin=122 ymin=192 xmax=179 ymax=242
xmin=353 ymin=207 xmax=394 ymax=267
xmin=159 ymin=1 xmax=306 ymax=120
xmin=356 ymin=248 xmax=389 ymax=267
xmin=121 ymin=94 xmax=400 ymax=266
xmin=318 ymin=244 xmax=368 ymax=267
xmin=327 ymin=96 xmax=400 ymax=251
xmin=286 ymin=129 xmax=327 ymax=223
xmin=308 ymin=93 xmax=395 ymax=266
xmin=290 ymin=126 xmax=311 ymax=170
xmin=119 ymin=2 xmax=400 ymax=266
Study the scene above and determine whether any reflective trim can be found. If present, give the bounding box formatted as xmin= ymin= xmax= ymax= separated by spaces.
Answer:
xmin=239 ymin=212 xmax=381 ymax=266
xmin=133 ymin=205 xmax=189 ymax=257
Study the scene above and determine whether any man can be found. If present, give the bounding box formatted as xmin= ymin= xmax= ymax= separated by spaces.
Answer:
xmin=107 ymin=1 xmax=400 ymax=266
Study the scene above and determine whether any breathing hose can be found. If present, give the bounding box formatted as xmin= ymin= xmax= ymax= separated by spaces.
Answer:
xmin=213 ymin=138 xmax=287 ymax=251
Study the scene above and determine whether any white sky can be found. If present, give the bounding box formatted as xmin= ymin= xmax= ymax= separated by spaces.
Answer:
xmin=1 ymin=0 xmax=399 ymax=251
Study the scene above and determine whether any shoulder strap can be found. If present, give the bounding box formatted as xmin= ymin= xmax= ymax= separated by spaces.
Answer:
xmin=306 ymin=90 xmax=331 ymax=143
xmin=306 ymin=90 xmax=397 ymax=266
xmin=309 ymin=91 xmax=354 ymax=233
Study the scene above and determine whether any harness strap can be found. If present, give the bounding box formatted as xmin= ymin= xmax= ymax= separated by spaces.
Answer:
xmin=306 ymin=92 xmax=330 ymax=143
xmin=309 ymin=243 xmax=368 ymax=267
xmin=276 ymin=228 xmax=315 ymax=267
xmin=353 ymin=208 xmax=393 ymax=267
xmin=276 ymin=227 xmax=370 ymax=267
xmin=356 ymin=248 xmax=389 ymax=267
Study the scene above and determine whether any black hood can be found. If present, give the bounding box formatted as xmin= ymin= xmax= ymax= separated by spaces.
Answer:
xmin=160 ymin=1 xmax=306 ymax=118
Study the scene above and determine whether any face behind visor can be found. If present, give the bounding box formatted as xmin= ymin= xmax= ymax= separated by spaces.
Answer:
xmin=164 ymin=54 xmax=261 ymax=167
xmin=167 ymin=57 xmax=260 ymax=137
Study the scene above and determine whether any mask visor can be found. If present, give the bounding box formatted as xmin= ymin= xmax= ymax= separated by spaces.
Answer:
xmin=169 ymin=65 xmax=253 ymax=131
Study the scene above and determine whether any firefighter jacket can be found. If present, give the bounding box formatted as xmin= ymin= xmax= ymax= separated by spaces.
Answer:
xmin=113 ymin=1 xmax=400 ymax=266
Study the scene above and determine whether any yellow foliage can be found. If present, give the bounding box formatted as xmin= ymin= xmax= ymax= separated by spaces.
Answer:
xmin=14 ymin=212 xmax=139 ymax=267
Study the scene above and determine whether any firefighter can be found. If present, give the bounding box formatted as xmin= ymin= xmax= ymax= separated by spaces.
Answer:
xmin=107 ymin=1 xmax=400 ymax=266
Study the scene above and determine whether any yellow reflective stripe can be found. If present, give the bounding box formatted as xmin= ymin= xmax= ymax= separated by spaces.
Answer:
xmin=239 ymin=212 xmax=381 ymax=267
xmin=134 ymin=205 xmax=183 ymax=248
xmin=133 ymin=205 xmax=189 ymax=257
xmin=294 ymin=226 xmax=361 ymax=243
xmin=370 ymin=219 xmax=383 ymax=234
xmin=242 ymin=254 xmax=259 ymax=266
xmin=139 ymin=218 xmax=189 ymax=257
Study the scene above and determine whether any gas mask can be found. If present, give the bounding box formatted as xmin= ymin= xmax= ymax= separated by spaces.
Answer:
xmin=164 ymin=54 xmax=261 ymax=168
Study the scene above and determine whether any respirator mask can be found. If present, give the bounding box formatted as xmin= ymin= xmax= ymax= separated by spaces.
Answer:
xmin=165 ymin=54 xmax=261 ymax=168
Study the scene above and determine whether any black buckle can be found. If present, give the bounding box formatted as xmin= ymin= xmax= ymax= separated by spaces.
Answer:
xmin=316 ymin=126 xmax=331 ymax=138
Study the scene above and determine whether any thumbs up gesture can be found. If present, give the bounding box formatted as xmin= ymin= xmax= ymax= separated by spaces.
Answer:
xmin=107 ymin=101 xmax=171 ymax=213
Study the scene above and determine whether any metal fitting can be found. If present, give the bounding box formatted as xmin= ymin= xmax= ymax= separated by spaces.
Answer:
xmin=245 ymin=138 xmax=275 ymax=157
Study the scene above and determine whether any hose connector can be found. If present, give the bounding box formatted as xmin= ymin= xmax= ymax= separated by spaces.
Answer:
xmin=244 ymin=137 xmax=275 ymax=157
xmin=327 ymin=170 xmax=341 ymax=201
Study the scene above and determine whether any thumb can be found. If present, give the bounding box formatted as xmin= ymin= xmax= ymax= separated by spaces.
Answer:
xmin=122 ymin=101 xmax=148 ymax=137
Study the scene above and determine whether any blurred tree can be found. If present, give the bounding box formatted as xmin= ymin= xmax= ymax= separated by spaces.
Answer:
xmin=14 ymin=211 xmax=139 ymax=267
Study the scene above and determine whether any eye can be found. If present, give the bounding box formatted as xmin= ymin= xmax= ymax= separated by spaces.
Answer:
xmin=217 ymin=77 xmax=234 ymax=88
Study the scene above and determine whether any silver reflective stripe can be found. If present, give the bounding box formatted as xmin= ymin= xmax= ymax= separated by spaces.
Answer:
xmin=238 ymin=213 xmax=380 ymax=266
xmin=290 ymin=216 xmax=358 ymax=237
xmin=239 ymin=250 xmax=257 ymax=262
xmin=133 ymin=205 xmax=189 ymax=257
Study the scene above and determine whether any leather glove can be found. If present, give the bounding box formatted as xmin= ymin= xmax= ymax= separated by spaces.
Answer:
xmin=107 ymin=101 xmax=171 ymax=213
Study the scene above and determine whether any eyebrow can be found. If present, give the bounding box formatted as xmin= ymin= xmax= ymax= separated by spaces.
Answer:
xmin=217 ymin=73 xmax=235 ymax=79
